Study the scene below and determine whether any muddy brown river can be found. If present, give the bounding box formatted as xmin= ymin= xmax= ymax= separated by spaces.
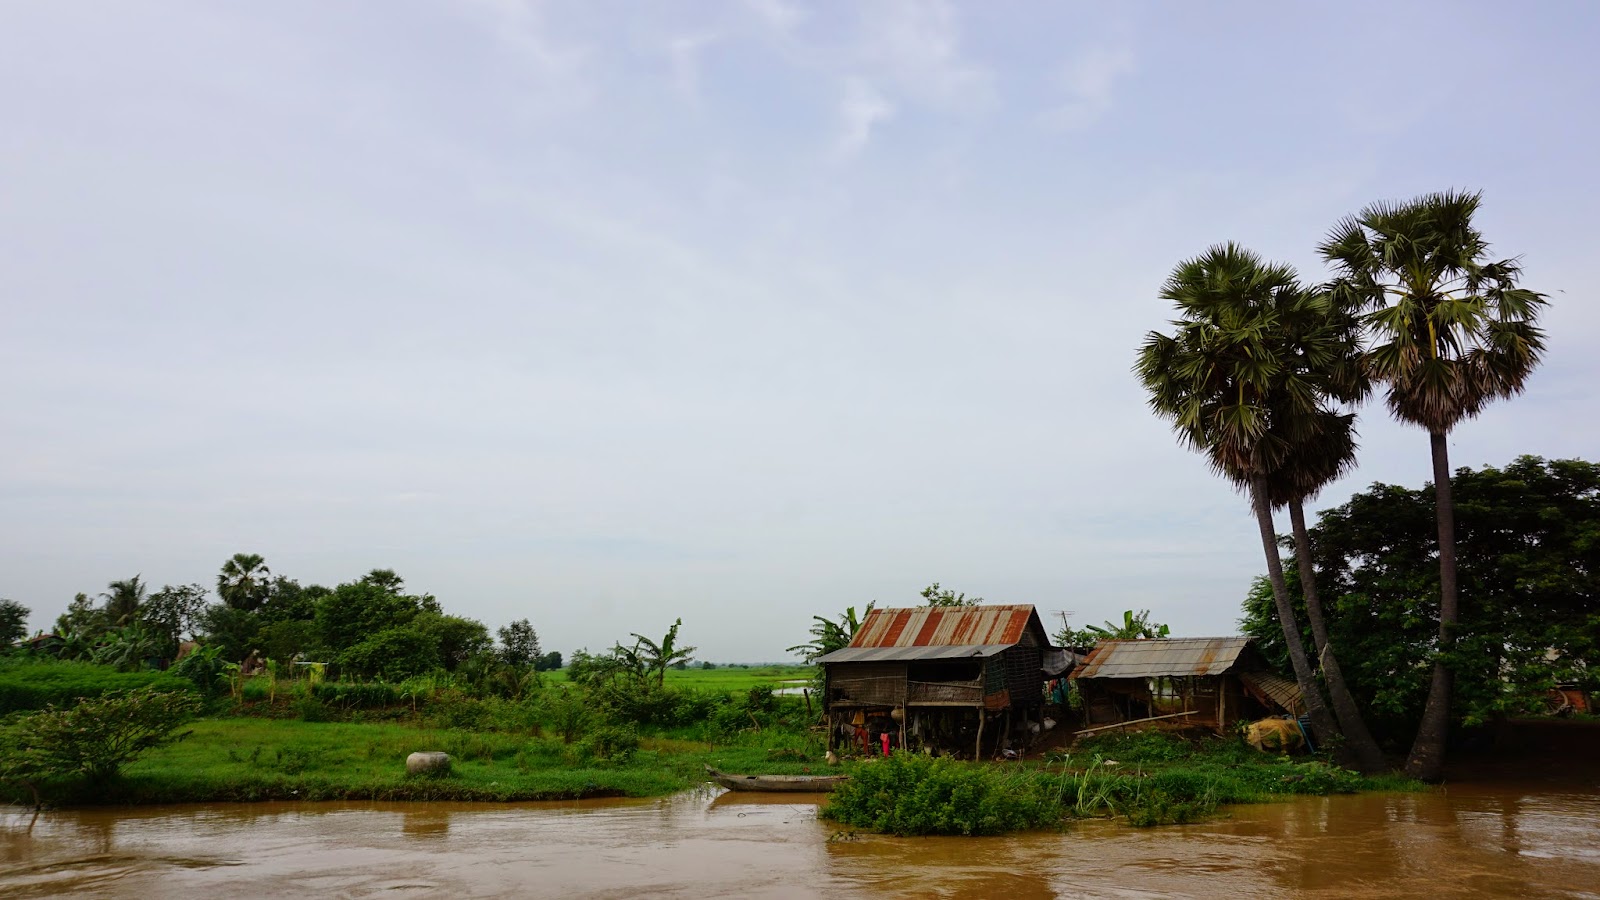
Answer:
xmin=3 ymin=773 xmax=1598 ymax=899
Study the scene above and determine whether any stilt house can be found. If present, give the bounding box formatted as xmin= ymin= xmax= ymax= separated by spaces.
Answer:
xmin=817 ymin=604 xmax=1074 ymax=758
xmin=1069 ymin=636 xmax=1303 ymax=734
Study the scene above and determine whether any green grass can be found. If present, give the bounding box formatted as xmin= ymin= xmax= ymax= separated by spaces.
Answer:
xmin=15 ymin=715 xmax=836 ymax=805
xmin=542 ymin=665 xmax=814 ymax=693
xmin=822 ymin=731 xmax=1428 ymax=836
xmin=0 ymin=657 xmax=197 ymax=714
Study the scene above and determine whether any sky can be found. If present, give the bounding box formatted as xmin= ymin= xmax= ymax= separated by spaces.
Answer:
xmin=2 ymin=1 xmax=1597 ymax=662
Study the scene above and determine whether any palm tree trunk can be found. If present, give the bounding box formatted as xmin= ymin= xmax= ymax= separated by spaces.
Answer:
xmin=1289 ymin=499 xmax=1386 ymax=773
xmin=1251 ymin=477 xmax=1342 ymax=744
xmin=1406 ymin=430 xmax=1457 ymax=782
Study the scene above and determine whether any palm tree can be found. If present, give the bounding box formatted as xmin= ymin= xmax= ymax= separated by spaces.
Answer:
xmin=100 ymin=576 xmax=148 ymax=626
xmin=1136 ymin=243 xmax=1344 ymax=746
xmin=217 ymin=554 xmax=271 ymax=612
xmin=1321 ymin=190 xmax=1547 ymax=781
xmin=788 ymin=603 xmax=875 ymax=663
xmin=631 ymin=618 xmax=697 ymax=687
xmin=1258 ymin=408 xmax=1386 ymax=772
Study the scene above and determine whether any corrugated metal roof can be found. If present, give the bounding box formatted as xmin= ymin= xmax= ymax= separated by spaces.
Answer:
xmin=815 ymin=644 xmax=1010 ymax=664
xmin=1071 ymin=637 xmax=1252 ymax=679
xmin=1239 ymin=670 xmax=1305 ymax=714
xmin=848 ymin=604 xmax=1040 ymax=649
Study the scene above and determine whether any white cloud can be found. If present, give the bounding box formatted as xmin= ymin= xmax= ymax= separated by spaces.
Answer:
xmin=667 ymin=32 xmax=721 ymax=102
xmin=834 ymin=77 xmax=894 ymax=158
xmin=744 ymin=0 xmax=806 ymax=34
xmin=461 ymin=0 xmax=592 ymax=105
xmin=857 ymin=0 xmax=991 ymax=111
xmin=1040 ymin=45 xmax=1135 ymax=131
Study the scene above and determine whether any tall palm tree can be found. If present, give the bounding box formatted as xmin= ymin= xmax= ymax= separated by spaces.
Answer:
xmin=100 ymin=576 xmax=148 ymax=626
xmin=217 ymin=553 xmax=271 ymax=612
xmin=1258 ymin=409 xmax=1386 ymax=772
xmin=1321 ymin=191 xmax=1546 ymax=781
xmin=1136 ymin=243 xmax=1343 ymax=746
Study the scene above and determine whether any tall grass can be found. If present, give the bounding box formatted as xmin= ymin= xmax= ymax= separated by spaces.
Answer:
xmin=0 ymin=657 xmax=195 ymax=713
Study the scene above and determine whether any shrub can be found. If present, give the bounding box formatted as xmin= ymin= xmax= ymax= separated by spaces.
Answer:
xmin=1075 ymin=730 xmax=1190 ymax=763
xmin=295 ymin=695 xmax=334 ymax=722
xmin=313 ymin=681 xmax=400 ymax=709
xmin=540 ymin=688 xmax=595 ymax=744
xmin=821 ymin=752 xmax=1057 ymax=836
xmin=338 ymin=626 xmax=441 ymax=682
xmin=744 ymin=685 xmax=777 ymax=714
xmin=1280 ymin=761 xmax=1363 ymax=795
xmin=1 ymin=688 xmax=201 ymax=784
xmin=170 ymin=645 xmax=229 ymax=698
xmin=577 ymin=724 xmax=640 ymax=764
xmin=428 ymin=694 xmax=492 ymax=730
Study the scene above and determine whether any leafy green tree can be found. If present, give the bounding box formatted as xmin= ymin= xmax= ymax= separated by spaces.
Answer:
xmin=789 ymin=603 xmax=875 ymax=663
xmin=258 ymin=576 xmax=323 ymax=624
xmin=0 ymin=599 xmax=29 ymax=646
xmin=338 ymin=626 xmax=441 ymax=681
xmin=197 ymin=604 xmax=261 ymax=662
xmin=1243 ymin=456 xmax=1600 ymax=741
xmin=100 ymin=576 xmax=148 ymax=626
xmin=415 ymin=613 xmax=491 ymax=671
xmin=565 ymin=648 xmax=605 ymax=685
xmin=3 ymin=688 xmax=201 ymax=784
xmin=920 ymin=583 xmax=982 ymax=607
xmin=1136 ymin=243 xmax=1345 ymax=747
xmin=55 ymin=593 xmax=108 ymax=644
xmin=360 ymin=568 xmax=406 ymax=594
xmin=1322 ymin=191 xmax=1548 ymax=780
xmin=217 ymin=553 xmax=272 ymax=612
xmin=254 ymin=619 xmax=319 ymax=662
xmin=139 ymin=583 xmax=208 ymax=658
xmin=535 ymin=651 xmax=564 ymax=672
xmin=497 ymin=618 xmax=541 ymax=669
xmin=314 ymin=578 xmax=421 ymax=652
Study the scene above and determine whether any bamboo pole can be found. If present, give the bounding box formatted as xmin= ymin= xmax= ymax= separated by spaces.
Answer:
xmin=1072 ymin=709 xmax=1197 ymax=737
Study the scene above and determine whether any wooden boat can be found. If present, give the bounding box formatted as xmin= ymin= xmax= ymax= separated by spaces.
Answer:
xmin=704 ymin=765 xmax=848 ymax=793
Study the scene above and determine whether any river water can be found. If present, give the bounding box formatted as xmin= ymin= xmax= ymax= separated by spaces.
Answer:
xmin=3 ymin=773 xmax=1598 ymax=899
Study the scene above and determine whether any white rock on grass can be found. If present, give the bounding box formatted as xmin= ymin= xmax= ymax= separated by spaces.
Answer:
xmin=406 ymin=751 xmax=452 ymax=776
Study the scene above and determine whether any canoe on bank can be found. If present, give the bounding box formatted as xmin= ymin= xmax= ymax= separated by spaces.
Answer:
xmin=704 ymin=765 xmax=849 ymax=793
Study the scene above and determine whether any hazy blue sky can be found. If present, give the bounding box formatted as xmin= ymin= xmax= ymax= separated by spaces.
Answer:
xmin=3 ymin=1 xmax=1596 ymax=660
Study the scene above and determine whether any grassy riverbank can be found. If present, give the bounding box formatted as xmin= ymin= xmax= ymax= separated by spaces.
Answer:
xmin=822 ymin=730 xmax=1424 ymax=835
xmin=8 ymin=713 xmax=1421 ymax=833
xmin=27 ymin=716 xmax=828 ymax=805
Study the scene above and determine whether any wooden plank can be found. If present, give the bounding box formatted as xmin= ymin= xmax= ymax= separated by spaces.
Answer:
xmin=1072 ymin=710 xmax=1198 ymax=737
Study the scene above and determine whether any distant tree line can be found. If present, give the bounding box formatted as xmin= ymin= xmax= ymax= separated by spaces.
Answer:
xmin=11 ymin=554 xmax=561 ymax=682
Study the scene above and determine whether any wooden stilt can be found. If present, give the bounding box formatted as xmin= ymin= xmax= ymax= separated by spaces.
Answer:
xmin=975 ymin=707 xmax=985 ymax=760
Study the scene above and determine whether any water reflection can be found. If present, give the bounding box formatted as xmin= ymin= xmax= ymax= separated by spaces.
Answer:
xmin=402 ymin=808 xmax=450 ymax=839
xmin=2 ymin=776 xmax=1597 ymax=898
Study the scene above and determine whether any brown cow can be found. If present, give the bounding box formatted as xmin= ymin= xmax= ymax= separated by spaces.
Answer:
xmin=1244 ymin=718 xmax=1304 ymax=755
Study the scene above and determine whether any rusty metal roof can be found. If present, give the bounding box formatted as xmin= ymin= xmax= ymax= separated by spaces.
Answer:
xmin=1071 ymin=637 xmax=1253 ymax=679
xmin=1239 ymin=670 xmax=1305 ymax=714
xmin=815 ymin=644 xmax=1010 ymax=664
xmin=847 ymin=604 xmax=1043 ymax=649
